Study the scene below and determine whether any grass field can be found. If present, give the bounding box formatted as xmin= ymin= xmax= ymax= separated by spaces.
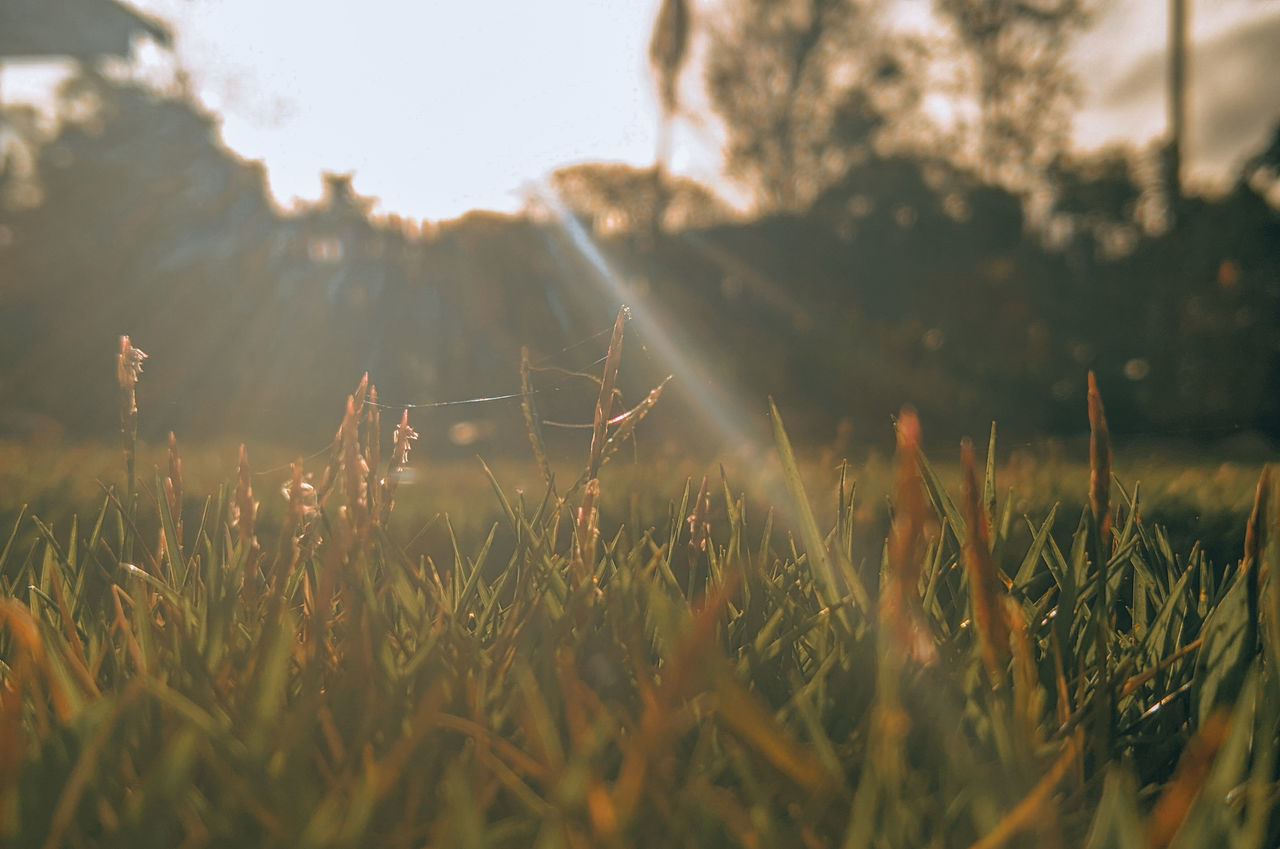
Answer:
xmin=1 ymin=321 xmax=1278 ymax=848
xmin=1 ymin=430 xmax=1264 ymax=580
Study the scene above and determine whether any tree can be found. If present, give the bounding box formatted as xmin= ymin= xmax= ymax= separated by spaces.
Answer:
xmin=1046 ymin=146 xmax=1142 ymax=256
xmin=646 ymin=0 xmax=692 ymax=237
xmin=932 ymin=0 xmax=1089 ymax=189
xmin=703 ymin=0 xmax=917 ymax=213
xmin=549 ymin=162 xmax=729 ymax=235
xmin=649 ymin=0 xmax=691 ymax=123
xmin=1242 ymin=116 xmax=1280 ymax=190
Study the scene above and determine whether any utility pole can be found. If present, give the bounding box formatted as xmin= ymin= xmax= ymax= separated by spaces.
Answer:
xmin=1165 ymin=0 xmax=1188 ymax=223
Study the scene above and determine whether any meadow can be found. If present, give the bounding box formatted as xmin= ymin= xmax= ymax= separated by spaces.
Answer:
xmin=0 ymin=317 xmax=1277 ymax=848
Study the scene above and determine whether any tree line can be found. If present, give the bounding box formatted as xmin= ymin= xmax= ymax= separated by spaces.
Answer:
xmin=0 ymin=1 xmax=1278 ymax=447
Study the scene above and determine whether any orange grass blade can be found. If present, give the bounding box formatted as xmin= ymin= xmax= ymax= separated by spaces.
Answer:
xmin=1243 ymin=467 xmax=1269 ymax=643
xmin=967 ymin=734 xmax=1079 ymax=849
xmin=1087 ymin=371 xmax=1112 ymax=550
xmin=1006 ymin=597 xmax=1042 ymax=750
xmin=1243 ymin=466 xmax=1269 ymax=570
xmin=572 ymin=479 xmax=600 ymax=588
xmin=0 ymin=599 xmax=74 ymax=721
xmin=714 ymin=675 xmax=827 ymax=794
xmin=885 ymin=408 xmax=937 ymax=664
xmin=1146 ymin=711 xmax=1231 ymax=849
xmin=1087 ymin=372 xmax=1114 ymax=770
xmin=888 ymin=409 xmax=926 ymax=599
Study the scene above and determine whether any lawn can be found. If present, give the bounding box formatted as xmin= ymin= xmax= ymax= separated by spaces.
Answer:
xmin=0 ymin=319 xmax=1277 ymax=848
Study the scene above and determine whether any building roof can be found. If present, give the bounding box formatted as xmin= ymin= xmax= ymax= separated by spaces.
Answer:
xmin=0 ymin=0 xmax=171 ymax=61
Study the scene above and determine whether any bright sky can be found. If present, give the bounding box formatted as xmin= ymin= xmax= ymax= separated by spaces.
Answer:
xmin=130 ymin=0 xmax=694 ymax=218
xmin=2 ymin=0 xmax=1277 ymax=220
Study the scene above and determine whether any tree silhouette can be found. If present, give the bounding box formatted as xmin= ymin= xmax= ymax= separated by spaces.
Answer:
xmin=1047 ymin=146 xmax=1142 ymax=256
xmin=703 ymin=0 xmax=917 ymax=213
xmin=549 ymin=161 xmax=729 ymax=235
xmin=648 ymin=0 xmax=690 ymax=121
xmin=932 ymin=0 xmax=1089 ymax=189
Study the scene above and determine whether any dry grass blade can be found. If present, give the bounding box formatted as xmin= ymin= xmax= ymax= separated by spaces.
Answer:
xmin=1242 ymin=467 xmax=1269 ymax=638
xmin=1243 ymin=466 xmax=1269 ymax=571
xmin=380 ymin=409 xmax=418 ymax=526
xmin=233 ymin=444 xmax=257 ymax=554
xmin=1006 ymin=596 xmax=1042 ymax=750
xmin=962 ymin=439 xmax=1009 ymax=683
xmin=1265 ymin=465 xmax=1280 ymax=673
xmin=573 ymin=478 xmax=600 ymax=588
xmin=597 ymin=376 xmax=671 ymax=470
xmin=286 ymin=460 xmax=306 ymax=527
xmin=165 ymin=430 xmax=183 ymax=551
xmin=115 ymin=335 xmax=147 ymax=501
xmin=687 ymin=474 xmax=711 ymax=602
xmin=1087 ymin=371 xmax=1112 ymax=550
xmin=520 ymin=346 xmax=553 ymax=486
xmin=888 ymin=409 xmax=925 ymax=602
xmin=1119 ymin=638 xmax=1204 ymax=698
xmin=366 ymin=385 xmax=382 ymax=518
xmin=0 ymin=657 xmax=27 ymax=794
xmin=109 ymin=585 xmax=147 ymax=677
xmin=0 ymin=599 xmax=72 ymax=721
xmin=588 ymin=307 xmax=627 ymax=480
xmin=714 ymin=674 xmax=828 ymax=794
xmin=351 ymin=371 xmax=369 ymax=418
xmin=885 ymin=408 xmax=936 ymax=664
xmin=1087 ymin=371 xmax=1113 ymax=770
xmin=272 ymin=458 xmax=309 ymax=582
xmin=339 ymin=396 xmax=369 ymax=535
xmin=687 ymin=475 xmax=710 ymax=565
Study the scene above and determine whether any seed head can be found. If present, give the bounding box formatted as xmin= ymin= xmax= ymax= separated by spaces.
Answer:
xmin=392 ymin=410 xmax=418 ymax=468
xmin=116 ymin=335 xmax=148 ymax=391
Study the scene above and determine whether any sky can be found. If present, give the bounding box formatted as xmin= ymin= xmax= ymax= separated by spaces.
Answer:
xmin=1072 ymin=0 xmax=1280 ymax=184
xmin=2 ymin=0 xmax=1278 ymax=221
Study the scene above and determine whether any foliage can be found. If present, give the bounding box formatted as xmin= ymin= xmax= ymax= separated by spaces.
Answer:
xmin=548 ymin=162 xmax=732 ymax=236
xmin=0 ymin=73 xmax=613 ymax=444
xmin=648 ymin=0 xmax=691 ymax=120
xmin=702 ymin=0 xmax=917 ymax=212
xmin=700 ymin=0 xmax=1091 ymax=208
xmin=2 ymin=328 xmax=1279 ymax=848
xmin=932 ymin=0 xmax=1090 ymax=188
xmin=2 ymin=71 xmax=1280 ymax=450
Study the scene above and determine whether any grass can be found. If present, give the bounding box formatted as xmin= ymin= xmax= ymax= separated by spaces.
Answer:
xmin=0 ymin=316 xmax=1278 ymax=848
xmin=1 ymin=433 xmax=1262 ymax=583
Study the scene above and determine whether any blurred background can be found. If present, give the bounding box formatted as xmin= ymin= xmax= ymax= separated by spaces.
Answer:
xmin=1 ymin=0 xmax=1278 ymax=458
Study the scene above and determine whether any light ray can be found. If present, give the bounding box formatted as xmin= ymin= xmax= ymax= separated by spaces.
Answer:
xmin=531 ymin=180 xmax=882 ymax=619
xmin=531 ymin=181 xmax=767 ymax=457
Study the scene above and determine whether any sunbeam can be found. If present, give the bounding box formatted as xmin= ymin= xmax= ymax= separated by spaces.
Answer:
xmin=532 ymin=180 xmax=769 ymax=459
